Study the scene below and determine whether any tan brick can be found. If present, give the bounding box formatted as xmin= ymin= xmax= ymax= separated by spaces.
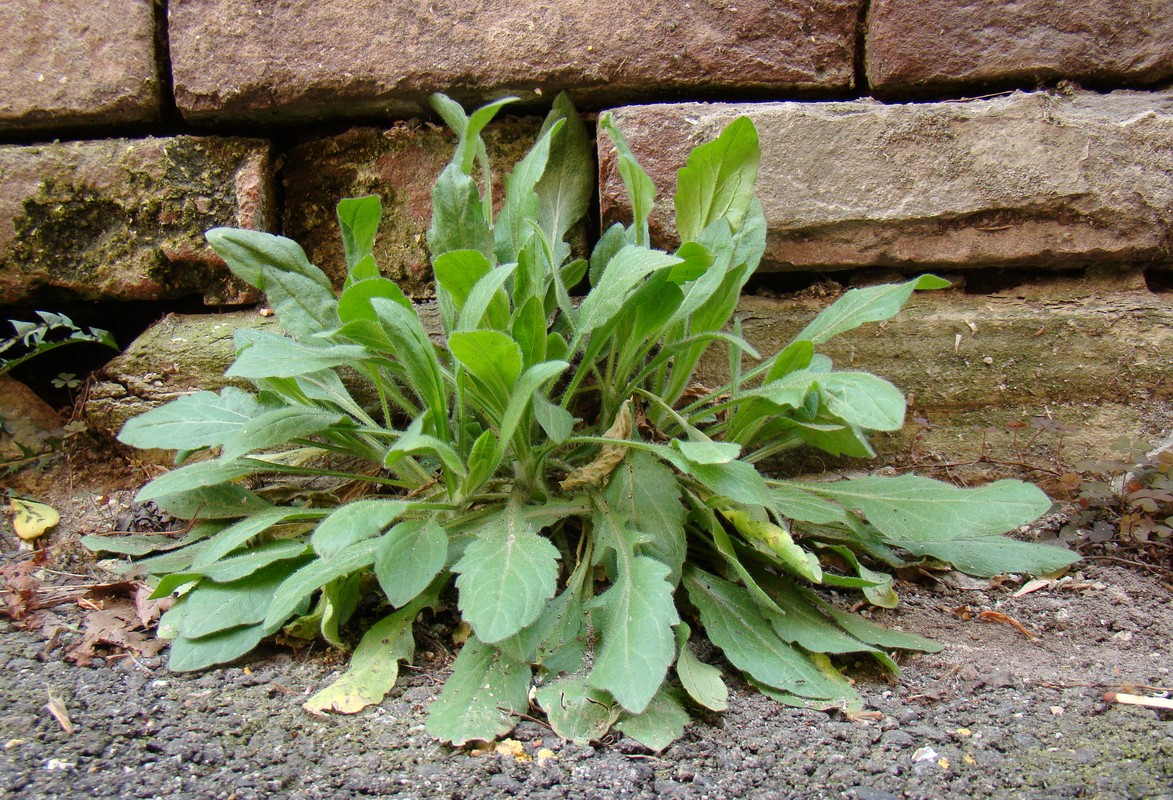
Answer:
xmin=0 ymin=0 xmax=160 ymax=133
xmin=599 ymin=91 xmax=1173 ymax=272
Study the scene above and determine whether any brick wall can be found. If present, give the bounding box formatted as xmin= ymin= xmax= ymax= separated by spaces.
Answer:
xmin=2 ymin=0 xmax=1170 ymax=468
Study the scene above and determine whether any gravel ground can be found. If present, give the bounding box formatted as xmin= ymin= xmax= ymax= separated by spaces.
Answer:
xmin=2 ymin=485 xmax=1172 ymax=799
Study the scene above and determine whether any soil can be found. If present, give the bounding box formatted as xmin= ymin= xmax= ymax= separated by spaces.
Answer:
xmin=2 ymin=456 xmax=1172 ymax=800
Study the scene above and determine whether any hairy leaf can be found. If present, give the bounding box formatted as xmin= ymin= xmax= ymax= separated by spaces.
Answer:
xmin=207 ymin=228 xmax=339 ymax=339
xmin=336 ymin=195 xmax=382 ymax=274
xmin=683 ymin=567 xmax=842 ymax=700
xmin=375 ymin=519 xmax=448 ymax=608
xmin=675 ymin=116 xmax=759 ymax=242
xmin=179 ymin=561 xmax=293 ymax=639
xmin=454 ymin=505 xmax=560 ymax=643
xmin=425 ymin=635 xmax=530 ymax=745
xmin=311 ymin=499 xmax=407 ymax=561
xmin=588 ymin=556 xmax=679 ymax=714
xmin=534 ymin=678 xmax=618 ymax=746
xmin=614 ymin=687 xmax=690 ymax=752
xmin=263 ymin=540 xmax=379 ymax=629
xmin=806 ymin=475 xmax=1071 ymax=576
xmin=674 ymin=622 xmax=728 ymax=712
xmin=117 ymin=387 xmax=263 ymax=451
xmin=169 ymin=622 xmax=267 ymax=672
xmin=303 ymin=589 xmax=437 ymax=714
xmin=795 ymin=275 xmax=951 ymax=345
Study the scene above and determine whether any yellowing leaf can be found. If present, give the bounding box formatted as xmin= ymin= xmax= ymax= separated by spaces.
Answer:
xmin=10 ymin=498 xmax=59 ymax=542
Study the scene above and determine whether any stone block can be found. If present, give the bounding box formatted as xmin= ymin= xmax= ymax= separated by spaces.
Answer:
xmin=867 ymin=0 xmax=1173 ymax=98
xmin=599 ymin=90 xmax=1173 ymax=272
xmin=168 ymin=0 xmax=860 ymax=124
xmin=85 ymin=303 xmax=444 ymax=442
xmin=0 ymin=0 xmax=160 ymax=133
xmin=85 ymin=311 xmax=276 ymax=441
xmin=0 ymin=136 xmax=275 ymax=305
xmin=700 ymin=274 xmax=1171 ymax=413
xmin=283 ymin=119 xmax=574 ymax=297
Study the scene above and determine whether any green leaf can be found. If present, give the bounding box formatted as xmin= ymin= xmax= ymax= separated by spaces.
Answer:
xmin=374 ymin=519 xmax=448 ymax=608
xmin=683 ymin=566 xmax=840 ymax=699
xmin=227 ymin=329 xmax=371 ymax=380
xmin=195 ymin=540 xmax=311 ymax=584
xmin=433 ymin=249 xmax=495 ymax=330
xmin=303 ymin=589 xmax=437 ymax=714
xmin=319 ymin=573 xmax=363 ymax=648
xmin=425 ymin=635 xmax=530 ymax=746
xmin=577 ymin=245 xmax=682 ymax=334
xmin=599 ymin=113 xmax=656 ymax=246
xmin=588 ymin=556 xmax=679 ymax=714
xmin=769 ymin=483 xmax=851 ymax=525
xmin=752 ymin=571 xmax=886 ymax=657
xmin=220 ymin=407 xmax=346 ymax=462
xmin=495 ymin=119 xmax=559 ymax=264
xmin=459 ymin=96 xmax=518 ymax=173
xmin=614 ymin=687 xmax=690 ymax=752
xmin=117 ymin=387 xmax=263 ymax=450
xmin=535 ymin=92 xmax=594 ymax=246
xmin=495 ymin=571 xmax=583 ymax=664
xmin=686 ymin=459 xmax=773 ymax=507
xmin=81 ymin=524 xmax=216 ymax=558
xmin=674 ymin=622 xmax=728 ymax=712
xmin=263 ymin=540 xmax=379 ymax=629
xmin=192 ymin=508 xmax=312 ymax=567
xmin=795 ymin=276 xmax=951 ymax=345
xmin=336 ymin=195 xmax=382 ymax=273
xmin=134 ymin=460 xmax=258 ymax=504
xmin=370 ymin=297 xmax=448 ymax=436
xmin=179 ymin=561 xmax=293 ymax=638
xmin=817 ymin=372 xmax=906 ymax=432
xmin=511 ymin=295 xmax=547 ymax=368
xmin=604 ymin=451 xmax=687 ymax=583
xmin=168 ymin=622 xmax=267 ymax=672
xmin=496 ymin=360 xmax=570 ymax=456
xmin=456 ymin=262 xmax=516 ymax=332
xmin=448 ymin=330 xmax=522 ymax=403
xmin=206 ymin=228 xmax=339 ymax=339
xmin=806 ymin=475 xmax=1072 ymax=576
xmin=532 ymin=394 xmax=574 ymax=444
xmin=150 ymin=483 xmax=273 ymax=521
xmin=428 ymin=163 xmax=492 ymax=260
xmin=589 ymin=222 xmax=627 ymax=287
xmin=675 ymin=116 xmax=760 ymax=243
xmin=672 ymin=439 xmax=741 ymax=465
xmin=311 ymin=499 xmax=407 ymax=561
xmin=454 ymin=504 xmax=561 ymax=643
xmin=534 ymin=679 xmax=619 ymax=746
xmin=337 ymin=276 xmax=410 ymax=324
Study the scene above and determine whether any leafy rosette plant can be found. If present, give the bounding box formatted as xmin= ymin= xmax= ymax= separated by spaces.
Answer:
xmin=92 ymin=94 xmax=1078 ymax=750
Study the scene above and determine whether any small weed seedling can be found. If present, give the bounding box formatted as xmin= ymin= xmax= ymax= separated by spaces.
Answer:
xmin=94 ymin=94 xmax=1078 ymax=749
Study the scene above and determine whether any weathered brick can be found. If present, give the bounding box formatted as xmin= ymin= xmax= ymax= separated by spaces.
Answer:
xmin=599 ymin=90 xmax=1173 ymax=272
xmin=283 ymin=119 xmax=573 ymax=297
xmin=0 ymin=136 xmax=275 ymax=305
xmin=0 ymin=0 xmax=160 ymax=133
xmin=168 ymin=0 xmax=860 ymax=124
xmin=867 ymin=0 xmax=1173 ymax=98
